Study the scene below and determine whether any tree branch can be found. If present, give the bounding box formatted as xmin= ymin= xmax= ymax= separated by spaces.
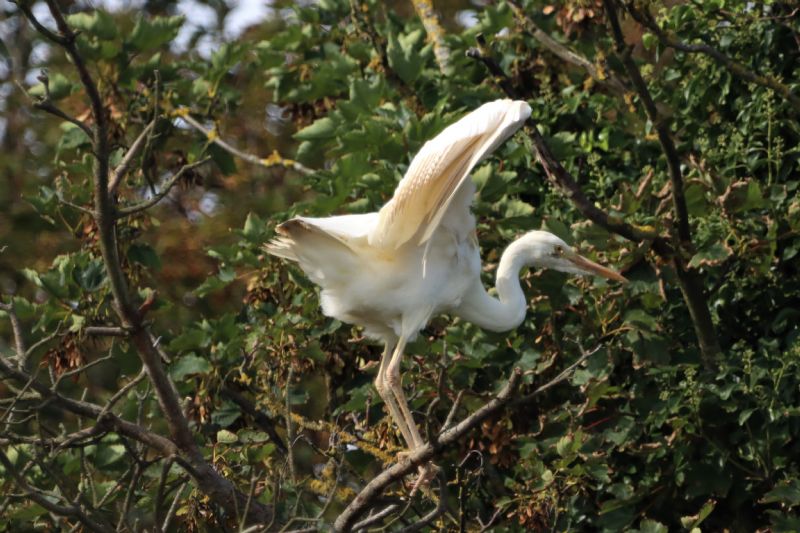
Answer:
xmin=624 ymin=1 xmax=800 ymax=114
xmin=0 ymin=450 xmax=113 ymax=533
xmin=410 ymin=0 xmax=450 ymax=73
xmin=108 ymin=120 xmax=156 ymax=195
xmin=173 ymin=108 xmax=314 ymax=176
xmin=0 ymin=300 xmax=26 ymax=365
xmin=16 ymin=2 xmax=276 ymax=523
xmin=222 ymin=382 xmax=287 ymax=455
xmin=506 ymin=0 xmax=629 ymax=95
xmin=116 ymin=158 xmax=210 ymax=217
xmin=468 ymin=15 xmax=721 ymax=366
xmin=604 ymin=0 xmax=692 ymax=247
xmin=83 ymin=326 xmax=129 ymax=337
xmin=603 ymin=0 xmax=721 ymax=365
xmin=0 ymin=355 xmax=176 ymax=454
xmin=465 ymin=46 xmax=673 ymax=256
xmin=332 ymin=368 xmax=522 ymax=532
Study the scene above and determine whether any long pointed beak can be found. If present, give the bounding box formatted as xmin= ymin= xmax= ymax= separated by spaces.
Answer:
xmin=569 ymin=252 xmax=628 ymax=283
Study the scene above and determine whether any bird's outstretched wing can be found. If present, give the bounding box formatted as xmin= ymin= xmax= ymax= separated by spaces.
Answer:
xmin=368 ymin=99 xmax=531 ymax=249
xmin=264 ymin=214 xmax=377 ymax=284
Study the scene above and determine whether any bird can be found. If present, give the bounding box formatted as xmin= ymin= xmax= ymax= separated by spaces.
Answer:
xmin=265 ymin=99 xmax=626 ymax=464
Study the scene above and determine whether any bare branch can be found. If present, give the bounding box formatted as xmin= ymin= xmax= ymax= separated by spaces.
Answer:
xmin=162 ymin=481 xmax=188 ymax=532
xmin=398 ymin=472 xmax=447 ymax=532
xmin=108 ymin=120 xmax=156 ymax=195
xmin=174 ymin=108 xmax=315 ymax=175
xmin=0 ymin=300 xmax=26 ymax=364
xmin=115 ymin=158 xmax=210 ymax=217
xmin=34 ymin=100 xmax=95 ymax=139
xmin=13 ymin=1 xmax=67 ymax=45
xmin=512 ymin=344 xmax=601 ymax=406
xmin=0 ymin=355 xmax=177 ymax=455
xmin=98 ymin=368 xmax=147 ymax=419
xmin=410 ymin=0 xmax=450 ymax=72
xmin=0 ymin=450 xmax=113 ymax=533
xmin=56 ymin=194 xmax=96 ymax=217
xmin=12 ymin=0 xmax=304 ymax=527
xmin=333 ymin=368 xmax=522 ymax=532
xmin=83 ymin=326 xmax=129 ymax=337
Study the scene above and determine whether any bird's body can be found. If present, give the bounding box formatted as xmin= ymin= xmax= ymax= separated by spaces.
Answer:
xmin=266 ymin=99 xmax=625 ymax=459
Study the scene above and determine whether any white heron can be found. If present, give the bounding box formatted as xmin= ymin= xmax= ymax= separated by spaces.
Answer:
xmin=266 ymin=99 xmax=626 ymax=463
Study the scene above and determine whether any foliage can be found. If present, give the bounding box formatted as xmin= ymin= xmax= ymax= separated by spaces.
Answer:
xmin=1 ymin=0 xmax=799 ymax=531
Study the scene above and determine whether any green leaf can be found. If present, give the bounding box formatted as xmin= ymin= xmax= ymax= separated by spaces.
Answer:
xmin=387 ymin=29 xmax=425 ymax=84
xmin=211 ymin=400 xmax=241 ymax=427
xmin=75 ymin=257 xmax=106 ymax=292
xmin=623 ymin=309 xmax=658 ymax=331
xmin=127 ymin=243 xmax=161 ymax=271
xmin=556 ymin=434 xmax=573 ymax=457
xmin=681 ymin=500 xmax=716 ymax=529
xmin=208 ymin=143 xmax=236 ymax=176
xmin=67 ymin=11 xmax=118 ymax=40
xmin=58 ymin=122 xmax=91 ymax=150
xmin=689 ymin=243 xmax=732 ymax=268
xmin=28 ymin=73 xmax=75 ymax=101
xmin=684 ymin=183 xmax=710 ymax=216
xmin=128 ymin=15 xmax=184 ymax=52
xmin=294 ymin=117 xmax=336 ymax=141
xmin=95 ymin=443 xmax=126 ymax=467
xmin=170 ymin=354 xmax=211 ymax=381
xmin=637 ymin=519 xmax=668 ymax=533
xmin=242 ymin=212 xmax=267 ymax=242
xmin=763 ymin=481 xmax=800 ymax=507
xmin=216 ymin=429 xmax=238 ymax=444
xmin=504 ymin=198 xmax=534 ymax=218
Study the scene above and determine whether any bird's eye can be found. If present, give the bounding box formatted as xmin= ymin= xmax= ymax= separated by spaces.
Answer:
xmin=553 ymin=245 xmax=564 ymax=257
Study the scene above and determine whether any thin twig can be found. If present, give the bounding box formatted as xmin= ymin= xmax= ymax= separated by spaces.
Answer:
xmin=285 ymin=366 xmax=297 ymax=482
xmin=98 ymin=368 xmax=147 ymax=420
xmin=0 ymin=300 xmax=26 ymax=364
xmin=108 ymin=121 xmax=156 ymax=195
xmin=333 ymin=368 xmax=523 ymax=532
xmin=398 ymin=471 xmax=447 ymax=532
xmin=512 ymin=344 xmax=601 ymax=406
xmin=352 ymin=504 xmax=401 ymax=530
xmin=222 ymin=382 xmax=287 ymax=455
xmin=173 ymin=108 xmax=314 ymax=175
xmin=161 ymin=481 xmax=188 ymax=532
xmin=115 ymin=158 xmax=210 ymax=217
xmin=0 ymin=450 xmax=112 ymax=533
xmin=83 ymin=326 xmax=129 ymax=337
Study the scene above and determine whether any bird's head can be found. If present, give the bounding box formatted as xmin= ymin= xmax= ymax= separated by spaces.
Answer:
xmin=518 ymin=231 xmax=627 ymax=282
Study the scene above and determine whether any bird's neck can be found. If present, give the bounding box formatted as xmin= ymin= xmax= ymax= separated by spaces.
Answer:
xmin=454 ymin=238 xmax=529 ymax=332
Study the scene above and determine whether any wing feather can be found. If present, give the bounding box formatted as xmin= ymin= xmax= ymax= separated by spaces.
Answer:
xmin=368 ymin=99 xmax=531 ymax=249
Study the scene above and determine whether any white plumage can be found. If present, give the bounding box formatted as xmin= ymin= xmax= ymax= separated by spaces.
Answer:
xmin=266 ymin=99 xmax=625 ymax=463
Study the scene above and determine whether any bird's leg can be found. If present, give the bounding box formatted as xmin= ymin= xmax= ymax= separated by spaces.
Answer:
xmin=375 ymin=341 xmax=417 ymax=451
xmin=386 ymin=338 xmax=440 ymax=487
xmin=385 ymin=337 xmax=425 ymax=450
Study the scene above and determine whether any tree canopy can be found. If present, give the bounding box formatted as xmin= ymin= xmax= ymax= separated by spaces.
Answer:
xmin=1 ymin=0 xmax=799 ymax=531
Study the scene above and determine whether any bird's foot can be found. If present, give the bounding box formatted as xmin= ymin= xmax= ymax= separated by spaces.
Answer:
xmin=408 ymin=462 xmax=441 ymax=497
